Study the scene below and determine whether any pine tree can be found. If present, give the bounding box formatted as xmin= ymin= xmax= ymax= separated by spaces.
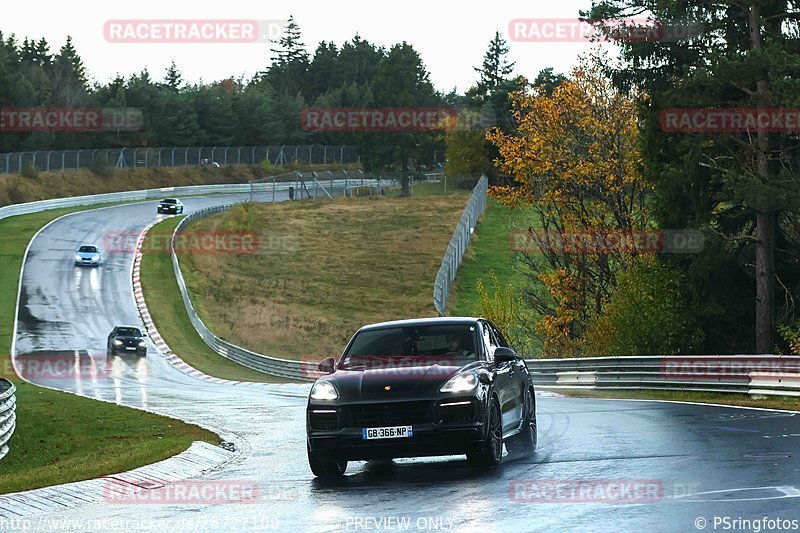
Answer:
xmin=472 ymin=31 xmax=515 ymax=101
xmin=163 ymin=60 xmax=183 ymax=92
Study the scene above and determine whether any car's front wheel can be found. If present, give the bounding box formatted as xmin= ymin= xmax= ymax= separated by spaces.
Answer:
xmin=467 ymin=398 xmax=503 ymax=467
xmin=506 ymin=388 xmax=537 ymax=457
xmin=307 ymin=443 xmax=347 ymax=478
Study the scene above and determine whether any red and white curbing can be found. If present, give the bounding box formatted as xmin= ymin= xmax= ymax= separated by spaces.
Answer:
xmin=131 ymin=223 xmax=247 ymax=386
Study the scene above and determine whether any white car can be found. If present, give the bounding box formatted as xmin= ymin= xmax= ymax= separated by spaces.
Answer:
xmin=74 ymin=245 xmax=102 ymax=266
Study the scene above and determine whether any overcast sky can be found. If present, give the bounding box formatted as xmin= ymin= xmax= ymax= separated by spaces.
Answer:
xmin=3 ymin=0 xmax=609 ymax=92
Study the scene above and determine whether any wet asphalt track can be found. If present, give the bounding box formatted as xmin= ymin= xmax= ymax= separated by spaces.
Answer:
xmin=6 ymin=193 xmax=800 ymax=532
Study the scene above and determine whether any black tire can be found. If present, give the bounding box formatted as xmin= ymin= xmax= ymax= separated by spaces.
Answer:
xmin=467 ymin=398 xmax=503 ymax=467
xmin=506 ymin=388 xmax=537 ymax=457
xmin=307 ymin=443 xmax=347 ymax=478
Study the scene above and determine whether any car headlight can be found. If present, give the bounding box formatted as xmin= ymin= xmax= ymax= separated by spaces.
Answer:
xmin=91 ymin=255 xmax=100 ymax=261
xmin=75 ymin=255 xmax=82 ymax=261
xmin=310 ymin=380 xmax=338 ymax=400
xmin=113 ymin=339 xmax=123 ymax=346
xmin=440 ymin=371 xmax=479 ymax=393
xmin=138 ymin=340 xmax=146 ymax=347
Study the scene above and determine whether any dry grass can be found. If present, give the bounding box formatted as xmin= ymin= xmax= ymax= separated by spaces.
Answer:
xmin=180 ymin=195 xmax=467 ymax=361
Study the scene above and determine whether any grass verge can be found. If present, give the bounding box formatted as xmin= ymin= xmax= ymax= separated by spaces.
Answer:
xmin=553 ymin=387 xmax=800 ymax=411
xmin=0 ymin=206 xmax=218 ymax=495
xmin=179 ymin=194 xmax=468 ymax=360
xmin=139 ymin=217 xmax=285 ymax=382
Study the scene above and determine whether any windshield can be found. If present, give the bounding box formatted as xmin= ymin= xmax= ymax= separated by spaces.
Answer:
xmin=162 ymin=199 xmax=177 ymax=204
xmin=78 ymin=246 xmax=98 ymax=253
xmin=340 ymin=324 xmax=478 ymax=370
xmin=115 ymin=327 xmax=141 ymax=337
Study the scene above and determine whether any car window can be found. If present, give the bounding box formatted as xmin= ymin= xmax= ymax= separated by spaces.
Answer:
xmin=481 ymin=321 xmax=498 ymax=360
xmin=488 ymin=322 xmax=509 ymax=348
xmin=115 ymin=327 xmax=141 ymax=337
xmin=78 ymin=246 xmax=98 ymax=253
xmin=163 ymin=199 xmax=177 ymax=204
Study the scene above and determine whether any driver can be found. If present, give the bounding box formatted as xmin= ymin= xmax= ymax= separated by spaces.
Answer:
xmin=445 ymin=334 xmax=475 ymax=358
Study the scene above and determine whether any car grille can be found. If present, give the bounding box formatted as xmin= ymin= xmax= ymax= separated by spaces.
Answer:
xmin=345 ymin=401 xmax=432 ymax=427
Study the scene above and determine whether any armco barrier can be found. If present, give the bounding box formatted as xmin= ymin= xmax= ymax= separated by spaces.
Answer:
xmin=166 ymin=173 xmax=387 ymax=381
xmin=0 ymin=169 xmax=364 ymax=223
xmin=527 ymin=355 xmax=800 ymax=397
xmin=0 ymin=379 xmax=16 ymax=462
xmin=433 ymin=175 xmax=488 ymax=315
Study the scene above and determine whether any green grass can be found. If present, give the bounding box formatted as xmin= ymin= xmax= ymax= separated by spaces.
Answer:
xmin=0 ymin=382 xmax=217 ymax=494
xmin=447 ymin=200 xmax=532 ymax=317
xmin=554 ymin=388 xmax=800 ymax=412
xmin=0 ymin=206 xmax=218 ymax=495
xmin=139 ymin=217 xmax=286 ymax=382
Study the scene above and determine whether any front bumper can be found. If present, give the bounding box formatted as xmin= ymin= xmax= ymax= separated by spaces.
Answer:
xmin=75 ymin=259 xmax=100 ymax=266
xmin=307 ymin=397 xmax=488 ymax=460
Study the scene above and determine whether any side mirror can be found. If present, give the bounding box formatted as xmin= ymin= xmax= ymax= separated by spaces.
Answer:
xmin=494 ymin=347 xmax=517 ymax=364
xmin=318 ymin=357 xmax=336 ymax=374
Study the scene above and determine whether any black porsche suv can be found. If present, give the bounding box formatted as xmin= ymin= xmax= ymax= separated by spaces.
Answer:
xmin=107 ymin=326 xmax=148 ymax=356
xmin=306 ymin=317 xmax=537 ymax=478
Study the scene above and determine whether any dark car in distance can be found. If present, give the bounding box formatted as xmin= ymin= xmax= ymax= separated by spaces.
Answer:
xmin=157 ymin=198 xmax=184 ymax=214
xmin=107 ymin=326 xmax=148 ymax=356
xmin=306 ymin=317 xmax=537 ymax=478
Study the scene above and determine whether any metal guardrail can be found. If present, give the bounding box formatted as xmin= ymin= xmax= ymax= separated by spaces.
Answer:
xmin=0 ymin=145 xmax=359 ymax=174
xmin=524 ymin=355 xmax=800 ymax=396
xmin=0 ymin=379 xmax=16 ymax=462
xmin=433 ymin=175 xmax=488 ymax=315
xmin=168 ymin=173 xmax=389 ymax=380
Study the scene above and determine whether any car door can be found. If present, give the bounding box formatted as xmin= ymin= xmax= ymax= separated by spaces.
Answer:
xmin=480 ymin=320 xmax=516 ymax=433
xmin=487 ymin=321 xmax=527 ymax=428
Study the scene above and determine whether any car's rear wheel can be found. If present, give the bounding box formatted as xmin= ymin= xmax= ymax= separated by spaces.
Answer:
xmin=506 ymin=388 xmax=537 ymax=457
xmin=307 ymin=442 xmax=347 ymax=478
xmin=467 ymin=398 xmax=503 ymax=467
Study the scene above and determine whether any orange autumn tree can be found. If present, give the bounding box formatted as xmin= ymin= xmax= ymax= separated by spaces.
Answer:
xmin=487 ymin=54 xmax=651 ymax=357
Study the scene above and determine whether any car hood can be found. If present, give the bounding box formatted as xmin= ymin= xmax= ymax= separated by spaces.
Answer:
xmin=325 ymin=364 xmax=474 ymax=400
xmin=76 ymin=252 xmax=100 ymax=258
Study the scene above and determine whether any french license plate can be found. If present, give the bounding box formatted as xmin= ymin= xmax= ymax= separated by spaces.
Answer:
xmin=125 ymin=346 xmax=137 ymax=351
xmin=362 ymin=426 xmax=413 ymax=440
